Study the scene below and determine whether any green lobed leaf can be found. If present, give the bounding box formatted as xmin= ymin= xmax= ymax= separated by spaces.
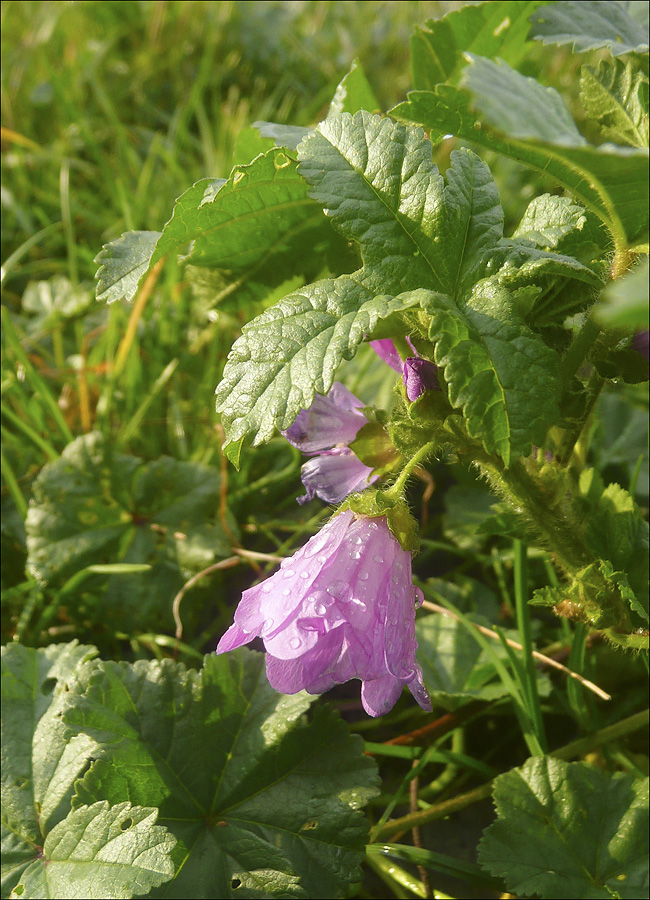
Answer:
xmin=392 ymin=59 xmax=649 ymax=248
xmin=423 ymin=284 xmax=562 ymax=465
xmin=1 ymin=643 xmax=99 ymax=857
xmin=63 ymin=649 xmax=379 ymax=899
xmin=25 ymin=432 xmax=229 ymax=632
xmin=0 ymin=642 xmax=144 ymax=899
xmin=216 ymin=114 xmax=594 ymax=452
xmin=595 ymin=257 xmax=649 ymax=329
xmin=95 ymin=148 xmax=336 ymax=305
xmin=95 ymin=231 xmax=161 ymax=304
xmin=216 ymin=280 xmax=427 ymax=447
xmin=411 ymin=0 xmax=546 ymax=90
xmin=580 ymin=58 xmax=649 ymax=148
xmin=478 ymin=756 xmax=649 ymax=898
xmin=13 ymin=802 xmax=175 ymax=900
xmin=528 ymin=1 xmax=650 ymax=57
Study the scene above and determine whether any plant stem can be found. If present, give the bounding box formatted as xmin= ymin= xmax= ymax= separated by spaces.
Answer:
xmin=514 ymin=539 xmax=547 ymax=752
xmin=374 ymin=708 xmax=648 ymax=841
xmin=388 ymin=441 xmax=436 ymax=499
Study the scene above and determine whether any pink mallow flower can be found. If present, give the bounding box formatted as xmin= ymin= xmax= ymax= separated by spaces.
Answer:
xmin=217 ymin=509 xmax=432 ymax=717
xmin=370 ymin=340 xmax=439 ymax=401
xmin=283 ymin=383 xmax=377 ymax=504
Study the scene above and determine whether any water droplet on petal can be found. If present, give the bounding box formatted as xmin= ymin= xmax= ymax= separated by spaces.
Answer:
xmin=351 ymin=598 xmax=367 ymax=610
xmin=300 ymin=571 xmax=310 ymax=579
xmin=317 ymin=555 xmax=327 ymax=563
xmin=373 ymin=554 xmax=383 ymax=563
xmin=290 ymin=637 xmax=301 ymax=649
xmin=358 ymin=571 xmax=369 ymax=581
xmin=282 ymin=588 xmax=291 ymax=596
xmin=262 ymin=618 xmax=274 ymax=634
xmin=284 ymin=569 xmax=295 ymax=579
xmin=315 ymin=603 xmax=327 ymax=616
xmin=349 ymin=550 xmax=361 ymax=560
xmin=351 ymin=536 xmax=363 ymax=545
xmin=262 ymin=584 xmax=271 ymax=593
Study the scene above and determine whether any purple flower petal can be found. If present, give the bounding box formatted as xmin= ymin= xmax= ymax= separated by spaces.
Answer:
xmin=369 ymin=339 xmax=403 ymax=372
xmin=298 ymin=447 xmax=379 ymax=505
xmin=216 ymin=510 xmax=431 ymax=717
xmin=282 ymin=382 xmax=367 ymax=453
xmin=369 ymin=337 xmax=417 ymax=372
xmin=403 ymin=357 xmax=439 ymax=401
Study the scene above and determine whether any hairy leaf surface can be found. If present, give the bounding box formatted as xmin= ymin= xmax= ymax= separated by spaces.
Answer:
xmin=25 ymin=433 xmax=228 ymax=632
xmin=217 ymin=114 xmax=594 ymax=454
xmin=423 ymin=286 xmax=562 ymax=464
xmin=528 ymin=0 xmax=649 ymax=57
xmin=411 ymin=0 xmax=545 ymax=90
xmin=581 ymin=58 xmax=649 ymax=148
xmin=479 ymin=756 xmax=649 ymax=899
xmin=64 ymin=649 xmax=379 ymax=899
xmin=392 ymin=57 xmax=649 ymax=248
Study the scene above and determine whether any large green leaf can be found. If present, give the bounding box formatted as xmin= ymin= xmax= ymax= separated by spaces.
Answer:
xmin=392 ymin=57 xmax=649 ymax=248
xmin=25 ymin=432 xmax=229 ymax=632
xmin=411 ymin=0 xmax=546 ymax=90
xmin=64 ymin=649 xmax=379 ymax=899
xmin=528 ymin=1 xmax=650 ymax=57
xmin=478 ymin=756 xmax=649 ymax=899
xmin=423 ymin=284 xmax=562 ymax=465
xmin=95 ymin=148 xmax=335 ymax=305
xmin=14 ymin=803 xmax=176 ymax=900
xmin=1 ymin=643 xmax=175 ymax=900
xmin=580 ymin=58 xmax=649 ymax=148
xmin=216 ymin=114 xmax=595 ymax=454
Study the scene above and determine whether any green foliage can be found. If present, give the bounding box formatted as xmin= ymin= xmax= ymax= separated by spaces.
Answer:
xmin=416 ymin=613 xmax=551 ymax=709
xmin=411 ymin=0 xmax=545 ymax=89
xmin=528 ymin=1 xmax=650 ymax=57
xmin=479 ymin=756 xmax=649 ymax=898
xmin=25 ymin=432 xmax=230 ymax=631
xmin=1 ymin=642 xmax=176 ymax=900
xmin=216 ymin=119 xmax=596 ymax=461
xmin=595 ymin=258 xmax=650 ymax=329
xmin=64 ymin=648 xmax=379 ymax=899
xmin=580 ymin=58 xmax=649 ymax=148
xmin=393 ymin=55 xmax=649 ymax=248
xmin=3 ymin=3 xmax=650 ymax=899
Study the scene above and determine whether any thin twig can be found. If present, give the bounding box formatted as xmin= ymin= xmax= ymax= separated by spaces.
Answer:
xmin=232 ymin=547 xmax=286 ymax=563
xmin=172 ymin=557 xmax=240 ymax=642
xmin=421 ymin=600 xmax=611 ymax=702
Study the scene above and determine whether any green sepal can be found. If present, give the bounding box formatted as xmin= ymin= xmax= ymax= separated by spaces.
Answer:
xmin=339 ymin=492 xmax=420 ymax=553
xmin=348 ymin=422 xmax=401 ymax=476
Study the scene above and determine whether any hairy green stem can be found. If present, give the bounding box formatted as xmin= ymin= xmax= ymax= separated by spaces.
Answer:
xmin=388 ymin=441 xmax=436 ymax=499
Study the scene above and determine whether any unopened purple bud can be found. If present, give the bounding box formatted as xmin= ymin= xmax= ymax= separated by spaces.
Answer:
xmin=403 ymin=357 xmax=439 ymax=401
xmin=216 ymin=510 xmax=431 ymax=717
